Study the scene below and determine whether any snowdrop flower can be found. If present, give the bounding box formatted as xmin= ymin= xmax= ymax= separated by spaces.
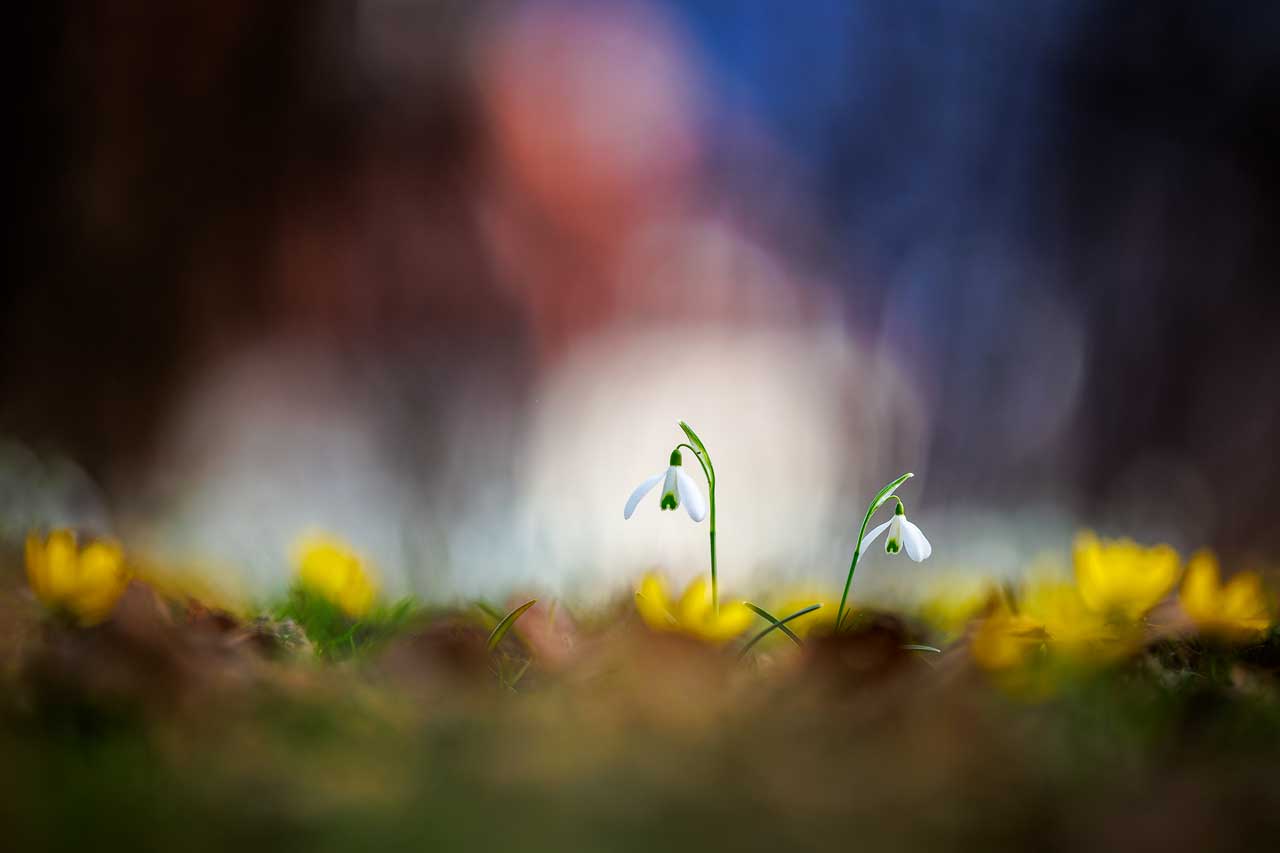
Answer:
xmin=836 ymin=471 xmax=927 ymax=630
xmin=860 ymin=502 xmax=932 ymax=562
xmin=623 ymin=448 xmax=707 ymax=522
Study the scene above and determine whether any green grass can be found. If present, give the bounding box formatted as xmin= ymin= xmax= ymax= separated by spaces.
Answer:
xmin=271 ymin=583 xmax=419 ymax=660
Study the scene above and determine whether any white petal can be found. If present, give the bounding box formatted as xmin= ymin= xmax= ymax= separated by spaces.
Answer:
xmin=884 ymin=515 xmax=905 ymax=554
xmin=624 ymin=472 xmax=664 ymax=519
xmin=661 ymin=466 xmax=679 ymax=507
xmin=900 ymin=519 xmax=932 ymax=561
xmin=675 ymin=469 xmax=707 ymax=522
xmin=859 ymin=519 xmax=893 ymax=554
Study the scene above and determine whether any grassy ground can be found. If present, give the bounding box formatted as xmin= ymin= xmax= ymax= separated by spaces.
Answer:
xmin=2 ymin=561 xmax=1279 ymax=853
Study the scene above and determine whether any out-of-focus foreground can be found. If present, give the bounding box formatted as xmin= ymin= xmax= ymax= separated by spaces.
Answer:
xmin=3 ymin=428 xmax=1278 ymax=853
xmin=1 ymin=530 xmax=1279 ymax=852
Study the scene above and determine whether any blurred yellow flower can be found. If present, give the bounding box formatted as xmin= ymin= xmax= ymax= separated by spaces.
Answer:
xmin=25 ymin=529 xmax=129 ymax=625
xmin=1179 ymin=551 xmax=1272 ymax=639
xmin=1074 ymin=531 xmax=1180 ymax=621
xmin=294 ymin=534 xmax=378 ymax=618
xmin=971 ymin=581 xmax=1121 ymax=671
xmin=635 ymin=574 xmax=753 ymax=643
xmin=917 ymin=579 xmax=993 ymax=640
xmin=970 ymin=607 xmax=1044 ymax=671
xmin=1022 ymin=580 xmax=1117 ymax=650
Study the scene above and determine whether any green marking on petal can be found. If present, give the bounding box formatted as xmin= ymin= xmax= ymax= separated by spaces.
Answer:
xmin=886 ymin=538 xmax=900 ymax=553
xmin=660 ymin=491 xmax=679 ymax=511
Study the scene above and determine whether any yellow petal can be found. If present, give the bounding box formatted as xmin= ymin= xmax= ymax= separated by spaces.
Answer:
xmin=1221 ymin=572 xmax=1268 ymax=626
xmin=971 ymin=613 xmax=1042 ymax=670
xmin=677 ymin=577 xmax=712 ymax=628
xmin=337 ymin=572 xmax=375 ymax=618
xmin=1179 ymin=551 xmax=1221 ymax=624
xmin=699 ymin=601 xmax=754 ymax=642
xmin=69 ymin=541 xmax=128 ymax=625
xmin=79 ymin=541 xmax=125 ymax=585
xmin=43 ymin=529 xmax=81 ymax=604
xmin=635 ymin=574 xmax=677 ymax=630
xmin=1075 ymin=531 xmax=1180 ymax=620
xmin=294 ymin=533 xmax=378 ymax=615
xmin=1073 ymin=531 xmax=1111 ymax=613
xmin=1130 ymin=544 xmax=1180 ymax=617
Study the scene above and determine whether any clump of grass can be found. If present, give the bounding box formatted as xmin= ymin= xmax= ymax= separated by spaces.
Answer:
xmin=273 ymin=583 xmax=417 ymax=660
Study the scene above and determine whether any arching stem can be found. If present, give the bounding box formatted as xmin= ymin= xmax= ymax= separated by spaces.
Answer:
xmin=676 ymin=421 xmax=718 ymax=614
xmin=835 ymin=473 xmax=913 ymax=631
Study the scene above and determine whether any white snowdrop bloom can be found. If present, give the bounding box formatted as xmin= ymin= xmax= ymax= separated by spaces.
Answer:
xmin=623 ymin=449 xmax=707 ymax=522
xmin=860 ymin=502 xmax=932 ymax=562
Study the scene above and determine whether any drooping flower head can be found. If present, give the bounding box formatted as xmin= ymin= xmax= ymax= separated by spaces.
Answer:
xmin=860 ymin=502 xmax=932 ymax=562
xmin=623 ymin=448 xmax=707 ymax=522
xmin=25 ymin=529 xmax=130 ymax=626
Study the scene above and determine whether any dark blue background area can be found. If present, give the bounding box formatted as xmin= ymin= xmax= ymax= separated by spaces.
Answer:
xmin=661 ymin=0 xmax=1280 ymax=529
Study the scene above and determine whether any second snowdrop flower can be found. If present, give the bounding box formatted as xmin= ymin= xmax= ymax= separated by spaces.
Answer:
xmin=835 ymin=472 xmax=932 ymax=631
xmin=624 ymin=448 xmax=707 ymax=522
xmin=860 ymin=502 xmax=933 ymax=562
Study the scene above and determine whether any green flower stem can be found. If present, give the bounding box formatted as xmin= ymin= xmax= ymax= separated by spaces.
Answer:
xmin=676 ymin=421 xmax=718 ymax=615
xmin=674 ymin=439 xmax=716 ymax=613
xmin=835 ymin=472 xmax=913 ymax=631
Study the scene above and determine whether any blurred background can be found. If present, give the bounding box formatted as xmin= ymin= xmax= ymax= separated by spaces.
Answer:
xmin=7 ymin=0 xmax=1280 ymax=603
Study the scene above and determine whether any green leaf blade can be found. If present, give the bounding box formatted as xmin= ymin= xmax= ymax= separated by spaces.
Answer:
xmin=870 ymin=472 xmax=914 ymax=512
xmin=739 ymin=603 xmax=823 ymax=658
xmin=486 ymin=599 xmax=538 ymax=653
xmin=677 ymin=420 xmax=708 ymax=458
xmin=744 ymin=602 xmax=804 ymax=647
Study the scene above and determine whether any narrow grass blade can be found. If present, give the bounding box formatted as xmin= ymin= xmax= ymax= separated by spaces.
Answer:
xmin=474 ymin=601 xmax=504 ymax=624
xmin=738 ymin=603 xmax=822 ymax=658
xmin=487 ymin=599 xmax=537 ymax=652
xmin=901 ymin=644 xmax=942 ymax=653
xmin=506 ymin=657 xmax=533 ymax=689
xmin=744 ymin=602 xmax=804 ymax=647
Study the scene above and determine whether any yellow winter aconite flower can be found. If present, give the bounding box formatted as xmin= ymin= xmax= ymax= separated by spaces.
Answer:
xmin=25 ymin=529 xmax=130 ymax=625
xmin=918 ymin=578 xmax=993 ymax=640
xmin=635 ymin=574 xmax=753 ymax=643
xmin=1074 ymin=531 xmax=1180 ymax=621
xmin=971 ymin=581 xmax=1121 ymax=672
xmin=294 ymin=534 xmax=378 ymax=618
xmin=970 ymin=607 xmax=1044 ymax=671
xmin=1021 ymin=580 xmax=1117 ymax=651
xmin=1179 ymin=551 xmax=1272 ymax=639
